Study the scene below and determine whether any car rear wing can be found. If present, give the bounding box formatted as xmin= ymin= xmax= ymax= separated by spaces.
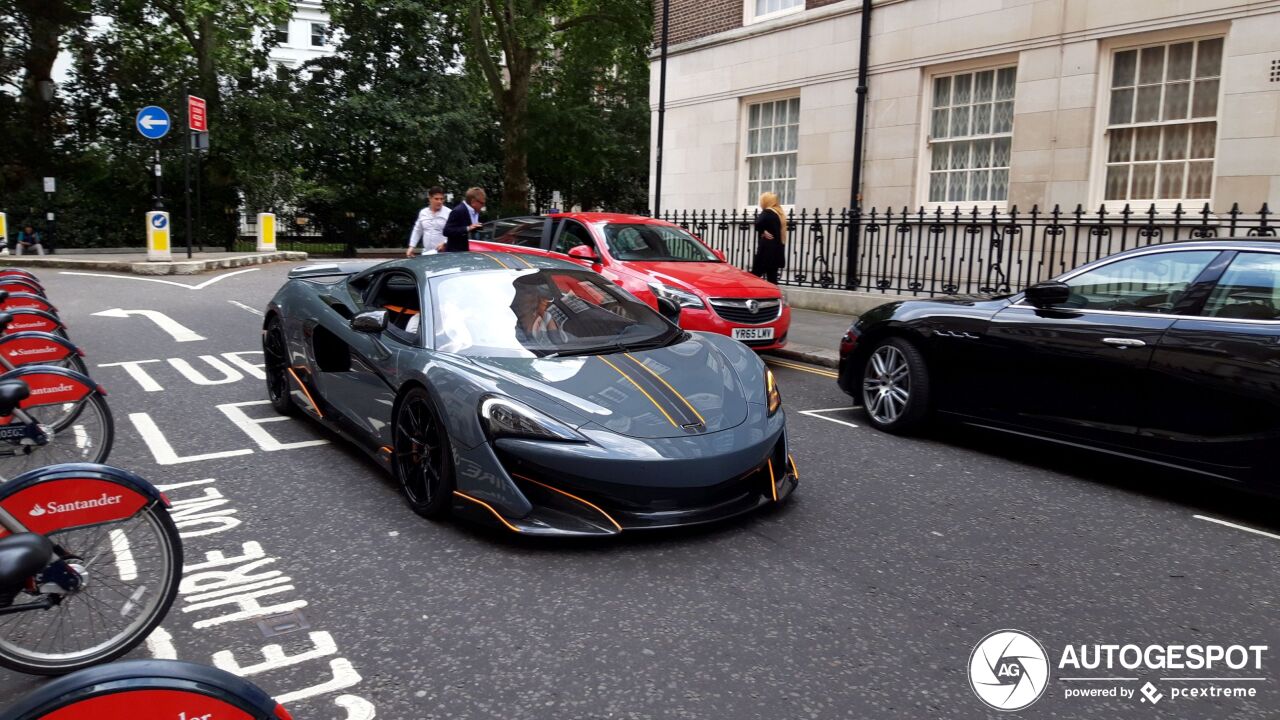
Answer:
xmin=287 ymin=263 xmax=368 ymax=280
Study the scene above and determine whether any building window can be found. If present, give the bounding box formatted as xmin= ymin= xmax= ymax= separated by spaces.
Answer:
xmin=751 ymin=0 xmax=803 ymax=20
xmin=927 ymin=67 xmax=1016 ymax=204
xmin=745 ymin=97 xmax=799 ymax=205
xmin=273 ymin=21 xmax=289 ymax=44
xmin=1104 ymin=37 xmax=1222 ymax=203
xmin=310 ymin=22 xmax=329 ymax=47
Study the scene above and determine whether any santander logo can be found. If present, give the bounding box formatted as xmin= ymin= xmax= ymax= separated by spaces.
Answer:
xmin=8 ymin=347 xmax=58 ymax=358
xmin=28 ymin=493 xmax=123 ymax=517
xmin=7 ymin=321 xmax=44 ymax=331
xmin=30 ymin=383 xmax=75 ymax=396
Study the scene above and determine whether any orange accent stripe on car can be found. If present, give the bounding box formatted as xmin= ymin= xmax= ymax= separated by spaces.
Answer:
xmin=286 ymin=367 xmax=323 ymax=418
xmin=767 ymin=458 xmax=778 ymax=502
xmin=789 ymin=454 xmax=799 ymax=480
xmin=453 ymin=491 xmax=521 ymax=533
xmin=598 ymin=356 xmax=678 ymax=427
xmin=505 ymin=252 xmax=534 ymax=268
xmin=625 ymin=353 xmax=705 ymax=425
xmin=383 ymin=304 xmax=419 ymax=316
xmin=513 ymin=473 xmax=623 ymax=533
xmin=476 ymin=252 xmax=509 ymax=269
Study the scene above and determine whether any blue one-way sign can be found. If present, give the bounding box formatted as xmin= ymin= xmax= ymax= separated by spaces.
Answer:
xmin=135 ymin=106 xmax=171 ymax=140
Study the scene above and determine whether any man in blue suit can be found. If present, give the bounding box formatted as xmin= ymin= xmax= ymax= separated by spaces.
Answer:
xmin=442 ymin=187 xmax=486 ymax=252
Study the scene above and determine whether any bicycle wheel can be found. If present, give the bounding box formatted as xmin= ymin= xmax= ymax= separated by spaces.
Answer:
xmin=0 ymin=393 xmax=113 ymax=476
xmin=0 ymin=501 xmax=182 ymax=674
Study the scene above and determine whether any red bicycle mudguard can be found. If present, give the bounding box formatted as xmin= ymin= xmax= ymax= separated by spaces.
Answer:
xmin=0 ymin=279 xmax=44 ymax=297
xmin=0 ymin=464 xmax=163 ymax=538
xmin=0 ymin=268 xmax=39 ymax=281
xmin=0 ymin=659 xmax=292 ymax=720
xmin=0 ymin=293 xmax=56 ymax=316
xmin=0 ymin=332 xmax=80 ymax=368
xmin=2 ymin=308 xmax=66 ymax=336
xmin=0 ymin=366 xmax=98 ymax=409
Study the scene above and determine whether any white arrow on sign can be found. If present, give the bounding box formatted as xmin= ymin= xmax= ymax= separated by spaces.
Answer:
xmin=91 ymin=308 xmax=206 ymax=343
xmin=139 ymin=115 xmax=169 ymax=130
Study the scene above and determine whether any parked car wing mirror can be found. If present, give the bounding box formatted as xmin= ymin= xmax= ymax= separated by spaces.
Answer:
xmin=568 ymin=245 xmax=599 ymax=262
xmin=711 ymin=248 xmax=726 ymax=262
xmin=655 ymin=296 xmax=681 ymax=325
xmin=1024 ymin=281 xmax=1071 ymax=308
xmin=351 ymin=309 xmax=389 ymax=333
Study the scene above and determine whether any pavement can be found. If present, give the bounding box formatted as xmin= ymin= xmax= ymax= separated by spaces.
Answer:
xmin=1 ymin=263 xmax=1277 ymax=719
xmin=765 ymin=307 xmax=855 ymax=368
xmin=0 ymin=250 xmax=307 ymax=276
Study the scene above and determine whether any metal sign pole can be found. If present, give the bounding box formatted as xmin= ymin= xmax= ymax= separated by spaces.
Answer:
xmin=184 ymin=129 xmax=193 ymax=259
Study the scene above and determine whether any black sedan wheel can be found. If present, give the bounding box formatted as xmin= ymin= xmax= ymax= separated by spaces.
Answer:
xmin=861 ymin=337 xmax=931 ymax=433
xmin=393 ymin=387 xmax=454 ymax=518
xmin=262 ymin=318 xmax=295 ymax=416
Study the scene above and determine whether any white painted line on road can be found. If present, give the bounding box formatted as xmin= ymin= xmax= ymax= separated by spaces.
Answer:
xmin=146 ymin=626 xmax=178 ymax=660
xmin=803 ymin=405 xmax=864 ymax=412
xmin=129 ymin=412 xmax=254 ymax=465
xmin=92 ymin=308 xmax=206 ymax=342
xmin=60 ymin=267 xmax=258 ymax=290
xmin=229 ymin=300 xmax=264 ymax=316
xmin=109 ymin=529 xmax=137 ymax=581
xmin=799 ymin=408 xmax=860 ymax=429
xmin=1192 ymin=515 xmax=1280 ymax=542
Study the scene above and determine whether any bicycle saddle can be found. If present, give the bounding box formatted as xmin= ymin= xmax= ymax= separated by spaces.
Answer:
xmin=0 ymin=380 xmax=29 ymax=416
xmin=0 ymin=533 xmax=53 ymax=595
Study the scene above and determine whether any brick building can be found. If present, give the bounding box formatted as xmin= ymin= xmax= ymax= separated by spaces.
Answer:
xmin=648 ymin=0 xmax=1280 ymax=214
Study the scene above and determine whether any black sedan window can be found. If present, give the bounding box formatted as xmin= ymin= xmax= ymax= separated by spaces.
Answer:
xmin=1061 ymin=250 xmax=1219 ymax=313
xmin=431 ymin=269 xmax=675 ymax=358
xmin=1202 ymin=252 xmax=1280 ymax=320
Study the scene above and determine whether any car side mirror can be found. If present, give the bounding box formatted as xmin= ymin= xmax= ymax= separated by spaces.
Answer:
xmin=711 ymin=248 xmax=726 ymax=262
xmin=567 ymin=244 xmax=599 ymax=263
xmin=351 ymin=309 xmax=388 ymax=333
xmin=1024 ymin=281 xmax=1071 ymax=308
xmin=655 ymin=296 xmax=681 ymax=325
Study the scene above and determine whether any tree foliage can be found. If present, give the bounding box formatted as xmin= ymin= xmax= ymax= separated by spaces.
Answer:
xmin=0 ymin=0 xmax=650 ymax=249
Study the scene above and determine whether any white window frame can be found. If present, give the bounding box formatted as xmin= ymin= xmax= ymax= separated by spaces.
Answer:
xmin=310 ymin=22 xmax=329 ymax=47
xmin=273 ymin=21 xmax=290 ymax=46
xmin=915 ymin=55 xmax=1019 ymax=211
xmin=744 ymin=0 xmax=805 ymax=26
xmin=1088 ymin=25 xmax=1228 ymax=214
xmin=739 ymin=90 xmax=801 ymax=210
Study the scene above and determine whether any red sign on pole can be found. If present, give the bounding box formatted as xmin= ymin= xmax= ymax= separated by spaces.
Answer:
xmin=188 ymin=95 xmax=207 ymax=132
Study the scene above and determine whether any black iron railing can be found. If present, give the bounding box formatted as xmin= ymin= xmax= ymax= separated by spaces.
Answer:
xmin=654 ymin=203 xmax=1275 ymax=297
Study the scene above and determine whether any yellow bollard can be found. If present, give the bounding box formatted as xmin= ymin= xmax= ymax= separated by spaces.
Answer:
xmin=256 ymin=212 xmax=276 ymax=252
xmin=146 ymin=211 xmax=172 ymax=261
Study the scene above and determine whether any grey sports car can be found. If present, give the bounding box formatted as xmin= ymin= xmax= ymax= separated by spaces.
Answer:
xmin=264 ymin=252 xmax=796 ymax=536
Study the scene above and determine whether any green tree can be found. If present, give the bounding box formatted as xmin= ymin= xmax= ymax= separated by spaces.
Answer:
xmin=461 ymin=0 xmax=645 ymax=214
xmin=292 ymin=0 xmax=501 ymax=244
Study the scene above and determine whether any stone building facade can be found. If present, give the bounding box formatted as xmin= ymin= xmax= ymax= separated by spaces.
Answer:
xmin=649 ymin=0 xmax=1280 ymax=214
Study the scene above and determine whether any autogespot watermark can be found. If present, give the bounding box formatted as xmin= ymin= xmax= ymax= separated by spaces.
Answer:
xmin=967 ymin=629 xmax=1269 ymax=711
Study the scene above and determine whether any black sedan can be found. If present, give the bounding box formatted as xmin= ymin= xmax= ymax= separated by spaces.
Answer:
xmin=838 ymin=240 xmax=1280 ymax=488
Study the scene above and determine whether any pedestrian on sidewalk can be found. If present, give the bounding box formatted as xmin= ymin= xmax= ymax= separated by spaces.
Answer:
xmin=751 ymin=192 xmax=786 ymax=284
xmin=406 ymin=186 xmax=450 ymax=256
xmin=442 ymin=187 xmax=486 ymax=253
xmin=15 ymin=224 xmax=45 ymax=256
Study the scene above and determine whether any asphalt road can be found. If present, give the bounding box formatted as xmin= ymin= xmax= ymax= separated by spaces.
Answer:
xmin=0 ymin=262 xmax=1277 ymax=719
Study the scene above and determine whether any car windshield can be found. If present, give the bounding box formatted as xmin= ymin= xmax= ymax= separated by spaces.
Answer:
xmin=599 ymin=223 xmax=719 ymax=262
xmin=430 ymin=268 xmax=677 ymax=358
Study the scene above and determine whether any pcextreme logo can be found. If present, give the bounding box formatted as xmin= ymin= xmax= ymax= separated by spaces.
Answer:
xmin=28 ymin=493 xmax=123 ymax=516
xmin=969 ymin=629 xmax=1269 ymax=710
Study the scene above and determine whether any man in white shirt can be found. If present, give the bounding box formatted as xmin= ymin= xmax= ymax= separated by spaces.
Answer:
xmin=406 ymin=186 xmax=450 ymax=256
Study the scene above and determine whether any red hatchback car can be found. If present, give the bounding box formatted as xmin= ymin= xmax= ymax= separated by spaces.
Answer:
xmin=469 ymin=212 xmax=791 ymax=350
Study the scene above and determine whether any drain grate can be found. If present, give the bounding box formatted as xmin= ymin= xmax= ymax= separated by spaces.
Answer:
xmin=256 ymin=610 xmax=311 ymax=638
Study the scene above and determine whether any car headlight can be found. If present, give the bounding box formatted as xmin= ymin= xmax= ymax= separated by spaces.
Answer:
xmin=766 ymin=368 xmax=782 ymax=416
xmin=480 ymin=396 xmax=584 ymax=441
xmin=648 ymin=282 xmax=704 ymax=309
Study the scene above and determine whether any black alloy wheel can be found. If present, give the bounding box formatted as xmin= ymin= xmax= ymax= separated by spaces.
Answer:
xmin=393 ymin=387 xmax=453 ymax=518
xmin=262 ymin=318 xmax=295 ymax=416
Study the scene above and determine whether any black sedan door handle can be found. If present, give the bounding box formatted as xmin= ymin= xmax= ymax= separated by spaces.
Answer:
xmin=1102 ymin=337 xmax=1146 ymax=348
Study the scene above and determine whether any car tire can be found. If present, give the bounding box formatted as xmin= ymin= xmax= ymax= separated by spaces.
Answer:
xmin=860 ymin=336 xmax=931 ymax=434
xmin=262 ymin=317 xmax=297 ymax=417
xmin=392 ymin=386 xmax=455 ymax=519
